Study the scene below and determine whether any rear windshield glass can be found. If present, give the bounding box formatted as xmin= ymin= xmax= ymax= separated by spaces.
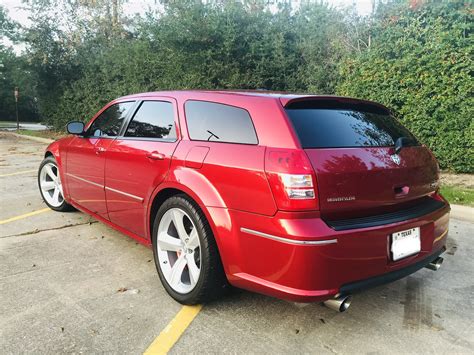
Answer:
xmin=286 ymin=101 xmax=419 ymax=148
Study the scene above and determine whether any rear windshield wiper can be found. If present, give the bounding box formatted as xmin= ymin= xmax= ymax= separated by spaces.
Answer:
xmin=207 ymin=130 xmax=220 ymax=141
xmin=394 ymin=137 xmax=410 ymax=154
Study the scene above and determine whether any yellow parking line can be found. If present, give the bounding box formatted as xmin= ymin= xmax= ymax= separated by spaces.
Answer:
xmin=0 ymin=208 xmax=51 ymax=225
xmin=0 ymin=169 xmax=37 ymax=177
xmin=144 ymin=305 xmax=203 ymax=355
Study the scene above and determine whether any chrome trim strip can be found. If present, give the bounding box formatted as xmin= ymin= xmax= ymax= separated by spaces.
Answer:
xmin=66 ymin=173 xmax=144 ymax=202
xmin=66 ymin=173 xmax=104 ymax=189
xmin=105 ymin=186 xmax=144 ymax=202
xmin=433 ymin=228 xmax=448 ymax=244
xmin=240 ymin=227 xmax=337 ymax=246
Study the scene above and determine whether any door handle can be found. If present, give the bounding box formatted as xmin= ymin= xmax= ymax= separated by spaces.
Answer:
xmin=146 ymin=151 xmax=165 ymax=160
xmin=95 ymin=147 xmax=106 ymax=155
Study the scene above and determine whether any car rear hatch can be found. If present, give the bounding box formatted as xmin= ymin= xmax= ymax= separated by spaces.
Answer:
xmin=283 ymin=97 xmax=443 ymax=225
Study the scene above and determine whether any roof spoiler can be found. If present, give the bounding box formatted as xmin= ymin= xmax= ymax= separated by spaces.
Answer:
xmin=280 ymin=95 xmax=391 ymax=114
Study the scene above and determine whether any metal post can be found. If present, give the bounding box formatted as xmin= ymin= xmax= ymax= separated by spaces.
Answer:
xmin=14 ymin=87 xmax=19 ymax=131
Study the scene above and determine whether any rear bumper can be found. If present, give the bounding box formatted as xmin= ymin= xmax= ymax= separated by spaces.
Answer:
xmin=339 ymin=246 xmax=445 ymax=295
xmin=212 ymin=201 xmax=450 ymax=303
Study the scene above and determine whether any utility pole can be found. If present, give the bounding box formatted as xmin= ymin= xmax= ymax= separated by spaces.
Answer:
xmin=14 ymin=87 xmax=19 ymax=131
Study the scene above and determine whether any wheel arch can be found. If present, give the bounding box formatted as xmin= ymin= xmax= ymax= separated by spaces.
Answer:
xmin=148 ymin=187 xmax=184 ymax=241
xmin=44 ymin=140 xmax=62 ymax=166
xmin=147 ymin=183 xmax=230 ymax=248
xmin=148 ymin=184 xmax=209 ymax=238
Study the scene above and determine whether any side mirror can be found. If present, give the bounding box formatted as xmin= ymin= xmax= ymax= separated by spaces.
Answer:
xmin=66 ymin=121 xmax=85 ymax=135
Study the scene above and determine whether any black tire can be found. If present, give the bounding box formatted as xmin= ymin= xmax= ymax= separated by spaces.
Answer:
xmin=38 ymin=156 xmax=75 ymax=212
xmin=152 ymin=194 xmax=229 ymax=304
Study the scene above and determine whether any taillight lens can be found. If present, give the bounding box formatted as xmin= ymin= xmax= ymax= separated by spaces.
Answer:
xmin=265 ymin=149 xmax=319 ymax=210
xmin=280 ymin=174 xmax=315 ymax=199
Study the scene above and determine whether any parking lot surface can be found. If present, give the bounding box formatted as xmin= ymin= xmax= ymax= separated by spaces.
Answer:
xmin=1 ymin=133 xmax=473 ymax=354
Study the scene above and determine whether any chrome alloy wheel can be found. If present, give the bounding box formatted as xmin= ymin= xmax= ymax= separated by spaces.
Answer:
xmin=39 ymin=162 xmax=64 ymax=207
xmin=156 ymin=208 xmax=201 ymax=294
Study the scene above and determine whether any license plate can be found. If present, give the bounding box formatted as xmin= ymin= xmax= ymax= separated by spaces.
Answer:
xmin=391 ymin=227 xmax=421 ymax=261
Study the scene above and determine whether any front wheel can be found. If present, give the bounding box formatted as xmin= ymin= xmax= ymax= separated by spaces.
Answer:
xmin=38 ymin=156 xmax=75 ymax=212
xmin=152 ymin=194 xmax=228 ymax=304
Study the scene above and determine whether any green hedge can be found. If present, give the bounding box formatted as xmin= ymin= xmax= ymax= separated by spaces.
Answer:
xmin=338 ymin=1 xmax=473 ymax=173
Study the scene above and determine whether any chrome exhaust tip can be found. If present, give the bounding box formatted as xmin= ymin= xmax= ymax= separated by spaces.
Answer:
xmin=425 ymin=256 xmax=444 ymax=271
xmin=323 ymin=295 xmax=352 ymax=312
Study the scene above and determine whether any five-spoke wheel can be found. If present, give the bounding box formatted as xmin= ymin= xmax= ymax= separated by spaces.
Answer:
xmin=152 ymin=194 xmax=228 ymax=304
xmin=39 ymin=161 xmax=64 ymax=207
xmin=38 ymin=156 xmax=75 ymax=212
xmin=157 ymin=208 xmax=202 ymax=294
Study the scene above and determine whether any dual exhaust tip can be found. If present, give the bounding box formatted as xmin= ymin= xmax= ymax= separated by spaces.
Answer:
xmin=323 ymin=256 xmax=444 ymax=313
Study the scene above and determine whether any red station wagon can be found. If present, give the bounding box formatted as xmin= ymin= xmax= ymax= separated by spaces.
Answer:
xmin=38 ymin=91 xmax=449 ymax=311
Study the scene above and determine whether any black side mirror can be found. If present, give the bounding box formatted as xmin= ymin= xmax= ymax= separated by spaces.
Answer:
xmin=66 ymin=121 xmax=85 ymax=135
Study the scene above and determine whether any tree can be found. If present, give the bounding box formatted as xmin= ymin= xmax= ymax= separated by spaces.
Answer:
xmin=20 ymin=0 xmax=130 ymax=125
xmin=51 ymin=0 xmax=347 ymax=126
xmin=0 ymin=5 xmax=38 ymax=121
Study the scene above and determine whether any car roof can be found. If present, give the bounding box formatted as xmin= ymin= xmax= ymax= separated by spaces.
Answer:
xmin=118 ymin=90 xmax=389 ymax=111
xmin=120 ymin=89 xmax=298 ymax=100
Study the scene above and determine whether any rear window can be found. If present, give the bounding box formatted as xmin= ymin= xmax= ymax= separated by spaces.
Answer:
xmin=285 ymin=101 xmax=419 ymax=148
xmin=185 ymin=101 xmax=258 ymax=144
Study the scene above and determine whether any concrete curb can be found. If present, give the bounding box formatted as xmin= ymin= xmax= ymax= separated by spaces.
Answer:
xmin=8 ymin=132 xmax=54 ymax=144
xmin=450 ymin=204 xmax=474 ymax=222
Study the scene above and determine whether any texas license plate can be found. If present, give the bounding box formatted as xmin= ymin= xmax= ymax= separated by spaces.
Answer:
xmin=391 ymin=227 xmax=421 ymax=261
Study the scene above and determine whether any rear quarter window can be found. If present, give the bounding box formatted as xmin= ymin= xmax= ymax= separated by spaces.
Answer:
xmin=285 ymin=101 xmax=419 ymax=148
xmin=185 ymin=101 xmax=258 ymax=144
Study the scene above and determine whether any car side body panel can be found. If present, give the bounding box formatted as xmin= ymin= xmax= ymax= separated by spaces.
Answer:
xmin=104 ymin=97 xmax=181 ymax=237
xmin=66 ymin=136 xmax=112 ymax=218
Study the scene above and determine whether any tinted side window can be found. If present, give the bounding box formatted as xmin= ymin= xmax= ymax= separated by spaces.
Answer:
xmin=125 ymin=101 xmax=176 ymax=140
xmin=185 ymin=101 xmax=258 ymax=144
xmin=88 ymin=102 xmax=133 ymax=137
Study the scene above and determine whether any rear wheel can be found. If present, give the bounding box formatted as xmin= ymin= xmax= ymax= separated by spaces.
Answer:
xmin=38 ymin=156 xmax=75 ymax=212
xmin=152 ymin=194 xmax=228 ymax=304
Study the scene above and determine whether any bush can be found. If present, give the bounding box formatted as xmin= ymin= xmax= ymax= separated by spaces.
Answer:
xmin=338 ymin=1 xmax=473 ymax=173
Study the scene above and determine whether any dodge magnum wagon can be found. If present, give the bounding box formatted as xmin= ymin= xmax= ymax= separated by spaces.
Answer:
xmin=38 ymin=91 xmax=449 ymax=311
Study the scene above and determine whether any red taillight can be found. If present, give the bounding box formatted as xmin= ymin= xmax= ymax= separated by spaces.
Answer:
xmin=430 ymin=190 xmax=446 ymax=203
xmin=265 ymin=148 xmax=319 ymax=211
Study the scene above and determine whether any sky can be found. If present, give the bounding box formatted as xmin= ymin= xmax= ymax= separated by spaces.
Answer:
xmin=1 ymin=0 xmax=374 ymax=26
